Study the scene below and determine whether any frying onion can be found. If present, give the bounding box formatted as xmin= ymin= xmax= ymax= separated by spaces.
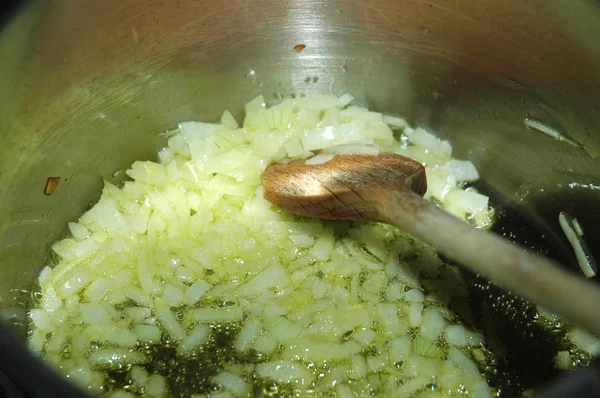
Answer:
xmin=29 ymin=94 xmax=505 ymax=397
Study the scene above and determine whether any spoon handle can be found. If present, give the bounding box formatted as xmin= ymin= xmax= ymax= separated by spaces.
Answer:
xmin=379 ymin=190 xmax=600 ymax=336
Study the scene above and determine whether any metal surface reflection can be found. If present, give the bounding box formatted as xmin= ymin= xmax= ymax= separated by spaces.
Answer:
xmin=0 ymin=0 xmax=599 ymax=393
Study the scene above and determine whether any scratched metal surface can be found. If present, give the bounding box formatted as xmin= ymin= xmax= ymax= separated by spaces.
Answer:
xmin=1 ymin=0 xmax=600 ymax=341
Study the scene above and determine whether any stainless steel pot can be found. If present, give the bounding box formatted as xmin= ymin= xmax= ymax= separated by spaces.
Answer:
xmin=1 ymin=0 xmax=599 ymax=396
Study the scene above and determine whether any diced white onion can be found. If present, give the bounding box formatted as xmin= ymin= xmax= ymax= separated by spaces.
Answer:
xmin=236 ymin=264 xmax=289 ymax=296
xmin=234 ymin=317 xmax=263 ymax=352
xmin=559 ymin=211 xmax=597 ymax=278
xmin=568 ymin=328 xmax=600 ymax=356
xmin=253 ymin=334 xmax=277 ymax=354
xmin=338 ymin=93 xmax=355 ymax=107
xmin=420 ymin=308 xmax=446 ymax=341
xmin=403 ymin=356 xmax=441 ymax=378
xmin=89 ymin=349 xmax=146 ymax=367
xmin=555 ymin=350 xmax=572 ymax=370
xmin=135 ymin=324 xmax=162 ymax=342
xmin=27 ymin=94 xmax=497 ymax=397
xmin=449 ymin=347 xmax=482 ymax=379
xmin=389 ymin=337 xmax=412 ymax=362
xmin=445 ymin=325 xmax=468 ymax=346
xmin=178 ymin=324 xmax=211 ymax=354
xmin=404 ymin=289 xmax=425 ymax=303
xmin=156 ymin=304 xmax=186 ymax=340
xmin=214 ymin=371 xmax=250 ymax=397
xmin=146 ymin=374 xmax=167 ymax=397
xmin=405 ymin=127 xmax=452 ymax=159
xmin=408 ymin=303 xmax=423 ymax=327
xmin=184 ymin=280 xmax=212 ymax=306
xmin=191 ymin=308 xmax=244 ymax=323
xmin=162 ymin=284 xmax=184 ymax=307
xmin=29 ymin=309 xmax=52 ymax=330
xmin=68 ymin=222 xmax=90 ymax=241
xmin=396 ymin=376 xmax=431 ymax=397
xmin=322 ymin=144 xmax=380 ymax=155
xmin=383 ymin=114 xmax=409 ymax=129
xmin=441 ymin=159 xmax=480 ymax=182
xmin=256 ymin=360 xmax=312 ymax=384
xmin=305 ymin=153 xmax=335 ymax=165
xmin=445 ymin=189 xmax=489 ymax=214
xmin=79 ymin=303 xmax=111 ymax=325
xmin=220 ymin=110 xmax=239 ymax=130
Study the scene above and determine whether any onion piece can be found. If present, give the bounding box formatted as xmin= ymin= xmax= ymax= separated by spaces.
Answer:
xmin=449 ymin=347 xmax=482 ymax=380
xmin=220 ymin=110 xmax=239 ymax=130
xmin=441 ymin=159 xmax=480 ymax=182
xmin=214 ymin=371 xmax=250 ymax=397
xmin=383 ymin=114 xmax=409 ymax=129
xmin=559 ymin=211 xmax=597 ymax=278
xmin=420 ymin=308 xmax=446 ymax=341
xmin=305 ymin=153 xmax=335 ymax=165
xmin=178 ymin=324 xmax=211 ymax=354
xmin=236 ymin=264 xmax=289 ymax=297
xmin=156 ymin=303 xmax=186 ymax=340
xmin=256 ymin=360 xmax=312 ymax=384
xmin=321 ymin=144 xmax=380 ymax=155
xmin=89 ymin=349 xmax=146 ymax=367
xmin=568 ymin=328 xmax=600 ymax=356
xmin=235 ymin=317 xmax=263 ymax=352
xmin=27 ymin=93 xmax=497 ymax=396
xmin=191 ymin=308 xmax=244 ymax=323
xmin=408 ymin=303 xmax=423 ymax=327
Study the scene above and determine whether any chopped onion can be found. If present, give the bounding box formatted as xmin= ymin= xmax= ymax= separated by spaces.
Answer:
xmin=27 ymin=94 xmax=498 ymax=397
xmin=302 ymin=122 xmax=367 ymax=151
xmin=445 ymin=325 xmax=468 ymax=346
xmin=397 ymin=377 xmax=433 ymax=396
xmin=389 ymin=337 xmax=412 ymax=362
xmin=184 ymin=280 xmax=212 ymax=306
xmin=408 ymin=303 xmax=423 ymax=327
xmin=135 ymin=324 xmax=161 ymax=342
xmin=404 ymin=127 xmax=452 ymax=160
xmin=449 ymin=347 xmax=482 ymax=379
xmin=214 ymin=371 xmax=249 ymax=397
xmin=253 ymin=334 xmax=277 ymax=354
xmin=305 ymin=153 xmax=335 ymax=165
xmin=321 ymin=144 xmax=380 ymax=155
xmin=29 ymin=309 xmax=52 ymax=330
xmin=338 ymin=93 xmax=355 ymax=107
xmin=412 ymin=336 xmax=444 ymax=358
xmin=335 ymin=384 xmax=354 ymax=398
xmin=89 ymin=349 xmax=146 ymax=367
xmin=156 ymin=303 xmax=186 ymax=340
xmin=234 ymin=317 xmax=263 ymax=352
xmin=220 ymin=110 xmax=239 ymax=130
xmin=568 ymin=329 xmax=600 ymax=356
xmin=420 ymin=308 xmax=446 ymax=341
xmin=146 ymin=374 xmax=167 ymax=397
xmin=441 ymin=159 xmax=480 ymax=182
xmin=383 ymin=114 xmax=409 ymax=129
xmin=178 ymin=324 xmax=211 ymax=354
xmin=236 ymin=264 xmax=289 ymax=296
xmin=559 ymin=211 xmax=597 ymax=278
xmin=555 ymin=350 xmax=572 ymax=370
xmin=444 ymin=189 xmax=489 ymax=214
xmin=79 ymin=303 xmax=111 ymax=324
xmin=256 ymin=360 xmax=312 ymax=384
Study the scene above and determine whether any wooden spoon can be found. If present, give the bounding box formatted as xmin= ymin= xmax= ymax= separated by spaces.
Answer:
xmin=262 ymin=153 xmax=600 ymax=335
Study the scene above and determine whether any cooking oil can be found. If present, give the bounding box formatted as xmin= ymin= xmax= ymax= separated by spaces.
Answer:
xmin=460 ymin=181 xmax=600 ymax=395
xmin=24 ymin=180 xmax=600 ymax=397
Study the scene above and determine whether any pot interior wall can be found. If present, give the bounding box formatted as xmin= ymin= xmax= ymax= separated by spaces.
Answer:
xmin=1 ymin=0 xmax=600 ymax=395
